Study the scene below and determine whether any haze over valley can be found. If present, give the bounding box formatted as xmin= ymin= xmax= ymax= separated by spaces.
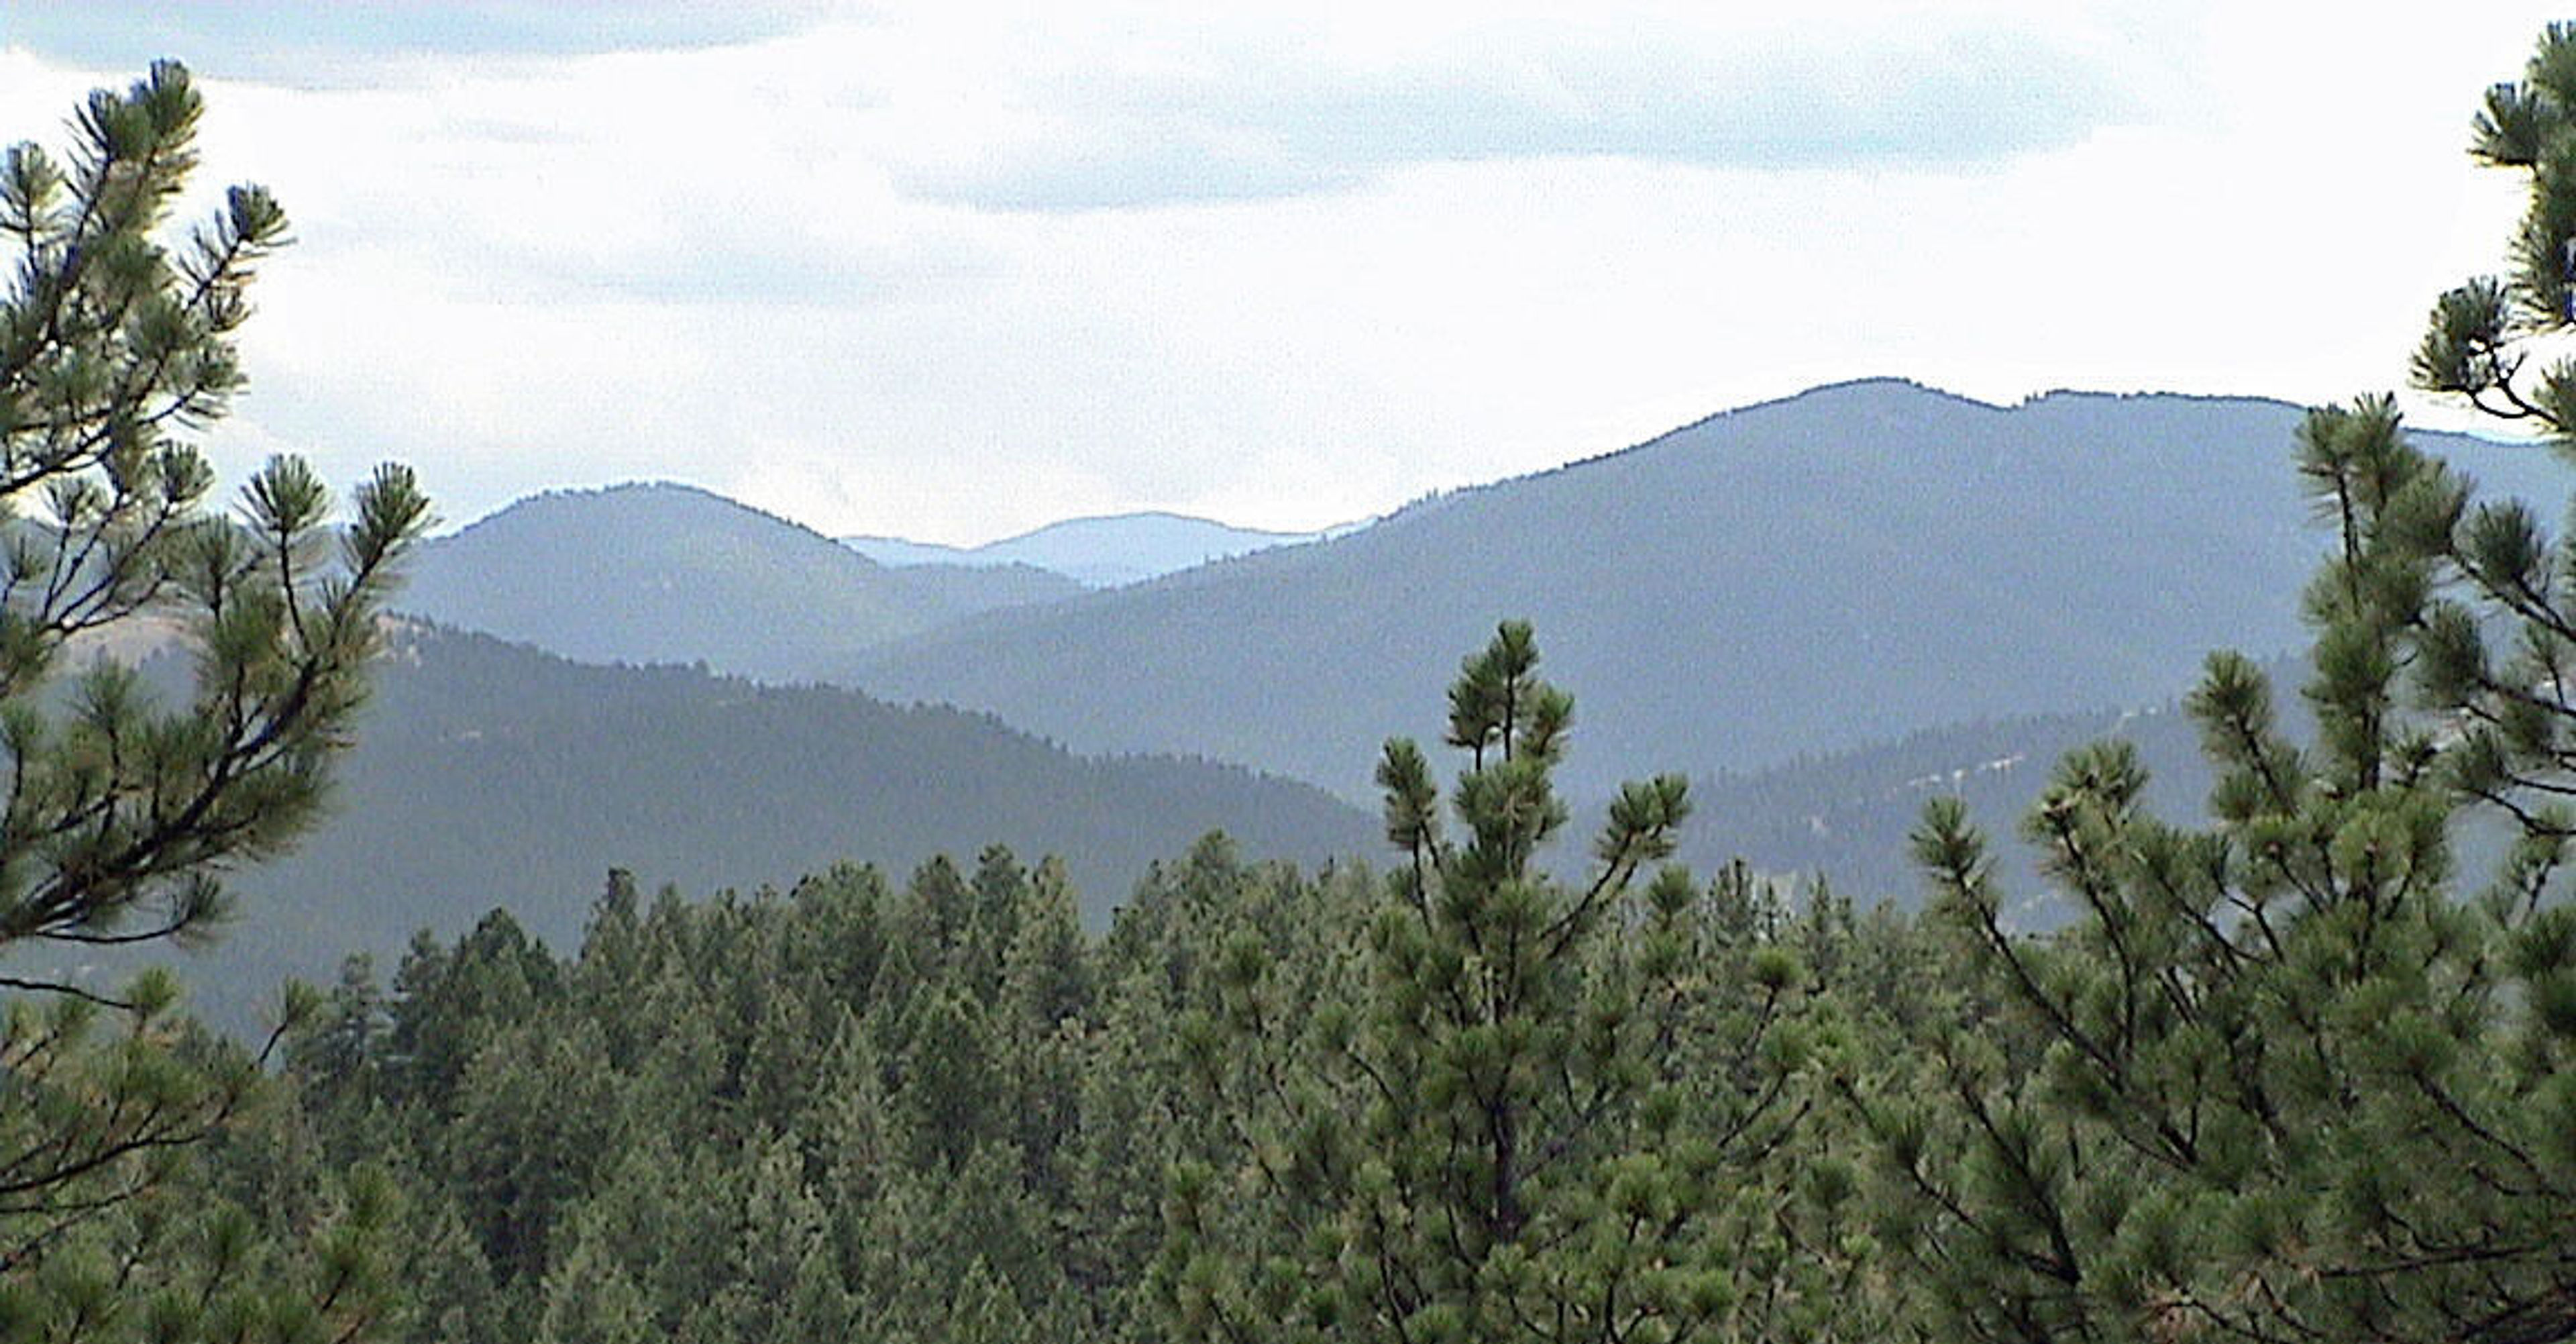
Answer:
xmin=138 ymin=376 xmax=2545 ymax=1024
xmin=9 ymin=11 xmax=2576 ymax=1344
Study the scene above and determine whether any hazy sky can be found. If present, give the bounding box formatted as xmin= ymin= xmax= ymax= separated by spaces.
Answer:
xmin=0 ymin=3 xmax=2562 ymax=541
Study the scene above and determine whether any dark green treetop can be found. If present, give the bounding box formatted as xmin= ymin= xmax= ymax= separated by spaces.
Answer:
xmin=1161 ymin=621 xmax=1867 ymax=1344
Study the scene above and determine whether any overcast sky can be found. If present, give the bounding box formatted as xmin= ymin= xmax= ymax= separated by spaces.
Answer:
xmin=0 ymin=3 xmax=2563 ymax=542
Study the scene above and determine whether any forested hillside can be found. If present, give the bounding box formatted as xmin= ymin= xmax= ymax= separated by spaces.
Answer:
xmin=109 ymin=621 xmax=1371 ymax=1032
xmin=13 ymin=26 xmax=2576 ymax=1344
xmin=387 ymin=388 xmax=2559 ymax=811
xmin=46 ymin=615 xmax=2575 ymax=1344
xmin=848 ymin=382 xmax=2563 ymax=800
xmin=400 ymin=483 xmax=1081 ymax=681
xmin=1682 ymin=688 xmax=2221 ymax=907
xmin=179 ymin=831 xmax=1920 ymax=1344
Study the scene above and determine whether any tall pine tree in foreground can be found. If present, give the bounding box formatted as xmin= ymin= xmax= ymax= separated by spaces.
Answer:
xmin=1161 ymin=621 xmax=1872 ymax=1344
xmin=0 ymin=62 xmax=427 ymax=1341
xmin=1862 ymin=26 xmax=2576 ymax=1344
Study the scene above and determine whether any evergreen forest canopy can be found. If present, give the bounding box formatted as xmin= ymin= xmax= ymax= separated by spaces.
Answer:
xmin=7 ymin=30 xmax=2576 ymax=1344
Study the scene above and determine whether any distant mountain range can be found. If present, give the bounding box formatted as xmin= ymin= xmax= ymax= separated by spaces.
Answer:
xmin=400 ymin=483 xmax=1081 ymax=681
xmin=841 ymin=380 xmax=2567 ymax=800
xmin=844 ymin=511 xmax=1358 ymax=588
xmin=62 ymin=376 xmax=2561 ymax=1033
xmin=389 ymin=382 xmax=2569 ymax=809
xmin=136 ymin=626 xmax=2353 ymax=1039
xmin=145 ymin=631 xmax=2327 ymax=1038
xmin=123 ymin=621 xmax=1372 ymax=1032
xmin=335 ymin=378 xmax=2575 ymax=959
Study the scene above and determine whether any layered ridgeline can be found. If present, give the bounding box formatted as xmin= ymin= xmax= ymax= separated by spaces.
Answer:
xmin=847 ymin=380 xmax=2563 ymax=800
xmin=846 ymin=511 xmax=1355 ymax=588
xmin=380 ymin=381 xmax=2561 ymax=902
xmin=123 ymin=615 xmax=2230 ymax=1037
xmin=400 ymin=482 xmax=1081 ymax=682
xmin=121 ymin=621 xmax=1371 ymax=1031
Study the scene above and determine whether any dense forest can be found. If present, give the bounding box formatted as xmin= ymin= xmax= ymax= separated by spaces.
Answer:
xmin=127 ymin=620 xmax=1372 ymax=1037
xmin=9 ymin=27 xmax=2576 ymax=1344
xmin=15 ymin=609 xmax=2575 ymax=1343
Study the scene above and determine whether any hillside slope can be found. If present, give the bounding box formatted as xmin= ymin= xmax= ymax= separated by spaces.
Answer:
xmin=849 ymin=380 xmax=2565 ymax=800
xmin=1680 ymin=690 xmax=2226 ymax=915
xmin=125 ymin=623 xmax=1371 ymax=1029
xmin=400 ymin=482 xmax=1082 ymax=680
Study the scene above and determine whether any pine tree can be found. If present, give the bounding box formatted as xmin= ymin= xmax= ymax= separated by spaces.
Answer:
xmin=1162 ymin=621 xmax=1841 ymax=1344
xmin=0 ymin=61 xmax=427 ymax=1335
xmin=1862 ymin=26 xmax=2576 ymax=1343
xmin=0 ymin=60 xmax=429 ymax=986
xmin=2406 ymin=23 xmax=2576 ymax=899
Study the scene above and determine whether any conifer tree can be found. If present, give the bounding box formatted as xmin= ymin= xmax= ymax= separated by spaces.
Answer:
xmin=2410 ymin=22 xmax=2576 ymax=886
xmin=0 ymin=61 xmax=427 ymax=1334
xmin=0 ymin=60 xmax=429 ymax=986
xmin=1162 ymin=621 xmax=1843 ymax=1344
xmin=1863 ymin=25 xmax=2576 ymax=1343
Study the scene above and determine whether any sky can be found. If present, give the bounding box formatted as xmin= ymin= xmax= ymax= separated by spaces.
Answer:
xmin=0 ymin=2 xmax=2564 ymax=543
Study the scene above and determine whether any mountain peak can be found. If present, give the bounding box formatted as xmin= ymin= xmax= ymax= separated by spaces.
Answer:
xmin=400 ymin=481 xmax=1081 ymax=682
xmin=846 ymin=510 xmax=1346 ymax=588
xmin=851 ymin=385 xmax=2571 ymax=803
xmin=446 ymin=480 xmax=836 ymax=547
xmin=1672 ymin=377 xmax=2008 ymax=425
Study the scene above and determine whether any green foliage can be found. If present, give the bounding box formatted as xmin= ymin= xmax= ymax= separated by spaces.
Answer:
xmin=1862 ymin=27 xmax=2576 ymax=1343
xmin=0 ymin=63 xmax=429 ymax=969
xmin=0 ymin=63 xmax=425 ymax=1341
xmin=0 ymin=988 xmax=405 ymax=1343
xmin=1159 ymin=622 xmax=1880 ymax=1343
xmin=40 ymin=27 xmax=2576 ymax=1344
xmin=266 ymin=855 xmax=1140 ymax=1342
xmin=209 ymin=784 xmax=1925 ymax=1344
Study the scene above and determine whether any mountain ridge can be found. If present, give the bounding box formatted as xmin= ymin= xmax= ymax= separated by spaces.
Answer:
xmin=844 ymin=380 xmax=2566 ymax=800
xmin=845 ymin=509 xmax=1356 ymax=587
xmin=398 ymin=481 xmax=1083 ymax=681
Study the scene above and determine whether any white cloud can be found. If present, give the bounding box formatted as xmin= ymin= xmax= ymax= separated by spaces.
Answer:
xmin=3 ymin=5 xmax=2567 ymax=543
xmin=867 ymin=2 xmax=2158 ymax=210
